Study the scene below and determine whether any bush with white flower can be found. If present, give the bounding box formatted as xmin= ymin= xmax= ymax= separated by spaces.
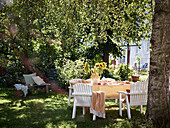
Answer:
xmin=55 ymin=58 xmax=85 ymax=88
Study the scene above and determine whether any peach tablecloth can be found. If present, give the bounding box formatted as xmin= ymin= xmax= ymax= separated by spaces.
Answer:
xmin=92 ymin=84 xmax=130 ymax=99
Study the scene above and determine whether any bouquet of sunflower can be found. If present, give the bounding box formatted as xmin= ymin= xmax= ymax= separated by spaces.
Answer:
xmin=95 ymin=62 xmax=107 ymax=74
xmin=83 ymin=62 xmax=90 ymax=73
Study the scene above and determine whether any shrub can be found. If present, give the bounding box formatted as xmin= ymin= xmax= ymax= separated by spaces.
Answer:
xmin=101 ymin=69 xmax=119 ymax=80
xmin=55 ymin=58 xmax=87 ymax=89
xmin=116 ymin=63 xmax=132 ymax=81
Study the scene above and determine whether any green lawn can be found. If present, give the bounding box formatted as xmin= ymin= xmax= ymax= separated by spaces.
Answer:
xmin=0 ymin=88 xmax=153 ymax=128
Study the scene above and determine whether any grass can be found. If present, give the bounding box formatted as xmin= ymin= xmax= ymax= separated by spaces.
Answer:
xmin=0 ymin=88 xmax=153 ymax=128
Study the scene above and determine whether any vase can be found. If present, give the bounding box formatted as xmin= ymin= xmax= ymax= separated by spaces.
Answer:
xmin=90 ymin=72 xmax=100 ymax=85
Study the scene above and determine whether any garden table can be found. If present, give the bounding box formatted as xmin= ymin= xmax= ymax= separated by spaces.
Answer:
xmin=92 ymin=84 xmax=130 ymax=99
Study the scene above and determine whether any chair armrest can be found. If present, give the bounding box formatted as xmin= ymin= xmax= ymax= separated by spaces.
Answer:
xmin=68 ymin=87 xmax=73 ymax=89
xmin=41 ymin=83 xmax=50 ymax=86
xmin=96 ymin=91 xmax=106 ymax=93
xmin=128 ymin=92 xmax=147 ymax=95
xmin=34 ymin=83 xmax=50 ymax=86
xmin=117 ymin=91 xmax=147 ymax=95
xmin=72 ymin=93 xmax=92 ymax=96
xmin=117 ymin=91 xmax=129 ymax=95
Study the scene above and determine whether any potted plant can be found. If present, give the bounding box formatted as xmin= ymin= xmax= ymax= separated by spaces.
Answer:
xmin=131 ymin=55 xmax=141 ymax=82
xmin=128 ymin=70 xmax=133 ymax=81
xmin=132 ymin=71 xmax=140 ymax=82
xmin=116 ymin=63 xmax=131 ymax=81
xmin=136 ymin=56 xmax=141 ymax=73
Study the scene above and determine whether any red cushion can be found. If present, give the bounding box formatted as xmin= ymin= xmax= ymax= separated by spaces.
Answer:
xmin=82 ymin=79 xmax=91 ymax=84
xmin=123 ymin=89 xmax=130 ymax=103
xmin=70 ymin=82 xmax=79 ymax=87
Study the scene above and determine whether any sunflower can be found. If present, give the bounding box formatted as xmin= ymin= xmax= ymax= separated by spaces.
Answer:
xmin=102 ymin=62 xmax=106 ymax=68
xmin=83 ymin=62 xmax=90 ymax=73
xmin=94 ymin=62 xmax=107 ymax=74
xmin=99 ymin=63 xmax=104 ymax=69
xmin=83 ymin=67 xmax=86 ymax=72
xmin=95 ymin=63 xmax=100 ymax=67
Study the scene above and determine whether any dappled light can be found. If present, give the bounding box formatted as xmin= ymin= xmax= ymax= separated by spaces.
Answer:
xmin=0 ymin=99 xmax=11 ymax=104
xmin=0 ymin=88 xmax=155 ymax=128
xmin=1 ymin=0 xmax=170 ymax=127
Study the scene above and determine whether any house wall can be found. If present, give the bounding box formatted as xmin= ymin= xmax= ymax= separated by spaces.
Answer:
xmin=115 ymin=40 xmax=150 ymax=70
xmin=129 ymin=40 xmax=150 ymax=70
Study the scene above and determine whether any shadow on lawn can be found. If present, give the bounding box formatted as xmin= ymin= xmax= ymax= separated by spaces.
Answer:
xmin=0 ymin=88 xmax=148 ymax=128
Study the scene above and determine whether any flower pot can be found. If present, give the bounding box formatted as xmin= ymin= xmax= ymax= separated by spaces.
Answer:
xmin=132 ymin=76 xmax=139 ymax=82
xmin=128 ymin=78 xmax=132 ymax=81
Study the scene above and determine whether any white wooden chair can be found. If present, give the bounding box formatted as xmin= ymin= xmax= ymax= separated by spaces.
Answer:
xmin=68 ymin=79 xmax=82 ymax=106
xmin=72 ymin=83 xmax=93 ymax=119
xmin=117 ymin=80 xmax=148 ymax=119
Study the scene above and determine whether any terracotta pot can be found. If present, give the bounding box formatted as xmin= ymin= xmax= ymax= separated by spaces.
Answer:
xmin=128 ymin=78 xmax=132 ymax=81
xmin=132 ymin=76 xmax=139 ymax=82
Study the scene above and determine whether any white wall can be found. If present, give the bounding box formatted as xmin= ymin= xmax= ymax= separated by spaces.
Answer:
xmin=114 ymin=40 xmax=150 ymax=70
xmin=129 ymin=40 xmax=150 ymax=70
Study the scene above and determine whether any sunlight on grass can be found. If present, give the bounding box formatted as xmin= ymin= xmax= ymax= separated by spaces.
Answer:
xmin=10 ymin=106 xmax=27 ymax=111
xmin=0 ymin=93 xmax=8 ymax=97
xmin=115 ymin=118 xmax=125 ymax=121
xmin=53 ymin=121 xmax=77 ymax=128
xmin=55 ymin=115 xmax=62 ymax=120
xmin=26 ymin=99 xmax=44 ymax=104
xmin=0 ymin=88 xmax=157 ymax=128
xmin=0 ymin=117 xmax=7 ymax=121
xmin=0 ymin=99 xmax=11 ymax=104
xmin=44 ymin=95 xmax=68 ymax=110
xmin=45 ymin=98 xmax=52 ymax=102
xmin=16 ymin=114 xmax=28 ymax=119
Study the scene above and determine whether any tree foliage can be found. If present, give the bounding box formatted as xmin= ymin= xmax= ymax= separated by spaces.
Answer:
xmin=0 ymin=0 xmax=152 ymax=86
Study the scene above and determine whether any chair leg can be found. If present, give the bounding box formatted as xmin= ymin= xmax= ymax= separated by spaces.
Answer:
xmin=83 ymin=107 xmax=85 ymax=115
xmin=125 ymin=95 xmax=131 ymax=119
xmin=68 ymin=89 xmax=72 ymax=106
xmin=119 ymin=93 xmax=122 ymax=116
xmin=93 ymin=114 xmax=96 ymax=120
xmin=45 ymin=85 xmax=49 ymax=93
xmin=140 ymin=105 xmax=143 ymax=113
xmin=72 ymin=100 xmax=76 ymax=119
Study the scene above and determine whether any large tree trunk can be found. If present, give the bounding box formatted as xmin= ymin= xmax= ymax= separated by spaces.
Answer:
xmin=146 ymin=0 xmax=170 ymax=127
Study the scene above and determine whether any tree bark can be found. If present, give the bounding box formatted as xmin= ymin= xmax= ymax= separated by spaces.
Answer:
xmin=103 ymin=41 xmax=110 ymax=68
xmin=103 ymin=49 xmax=109 ymax=68
xmin=146 ymin=0 xmax=170 ymax=127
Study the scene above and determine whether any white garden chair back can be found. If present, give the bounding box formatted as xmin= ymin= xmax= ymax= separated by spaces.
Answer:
xmin=70 ymin=79 xmax=82 ymax=83
xmin=129 ymin=81 xmax=148 ymax=106
xmin=68 ymin=79 xmax=82 ymax=106
xmin=72 ymin=83 xmax=93 ymax=119
xmin=117 ymin=79 xmax=148 ymax=119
